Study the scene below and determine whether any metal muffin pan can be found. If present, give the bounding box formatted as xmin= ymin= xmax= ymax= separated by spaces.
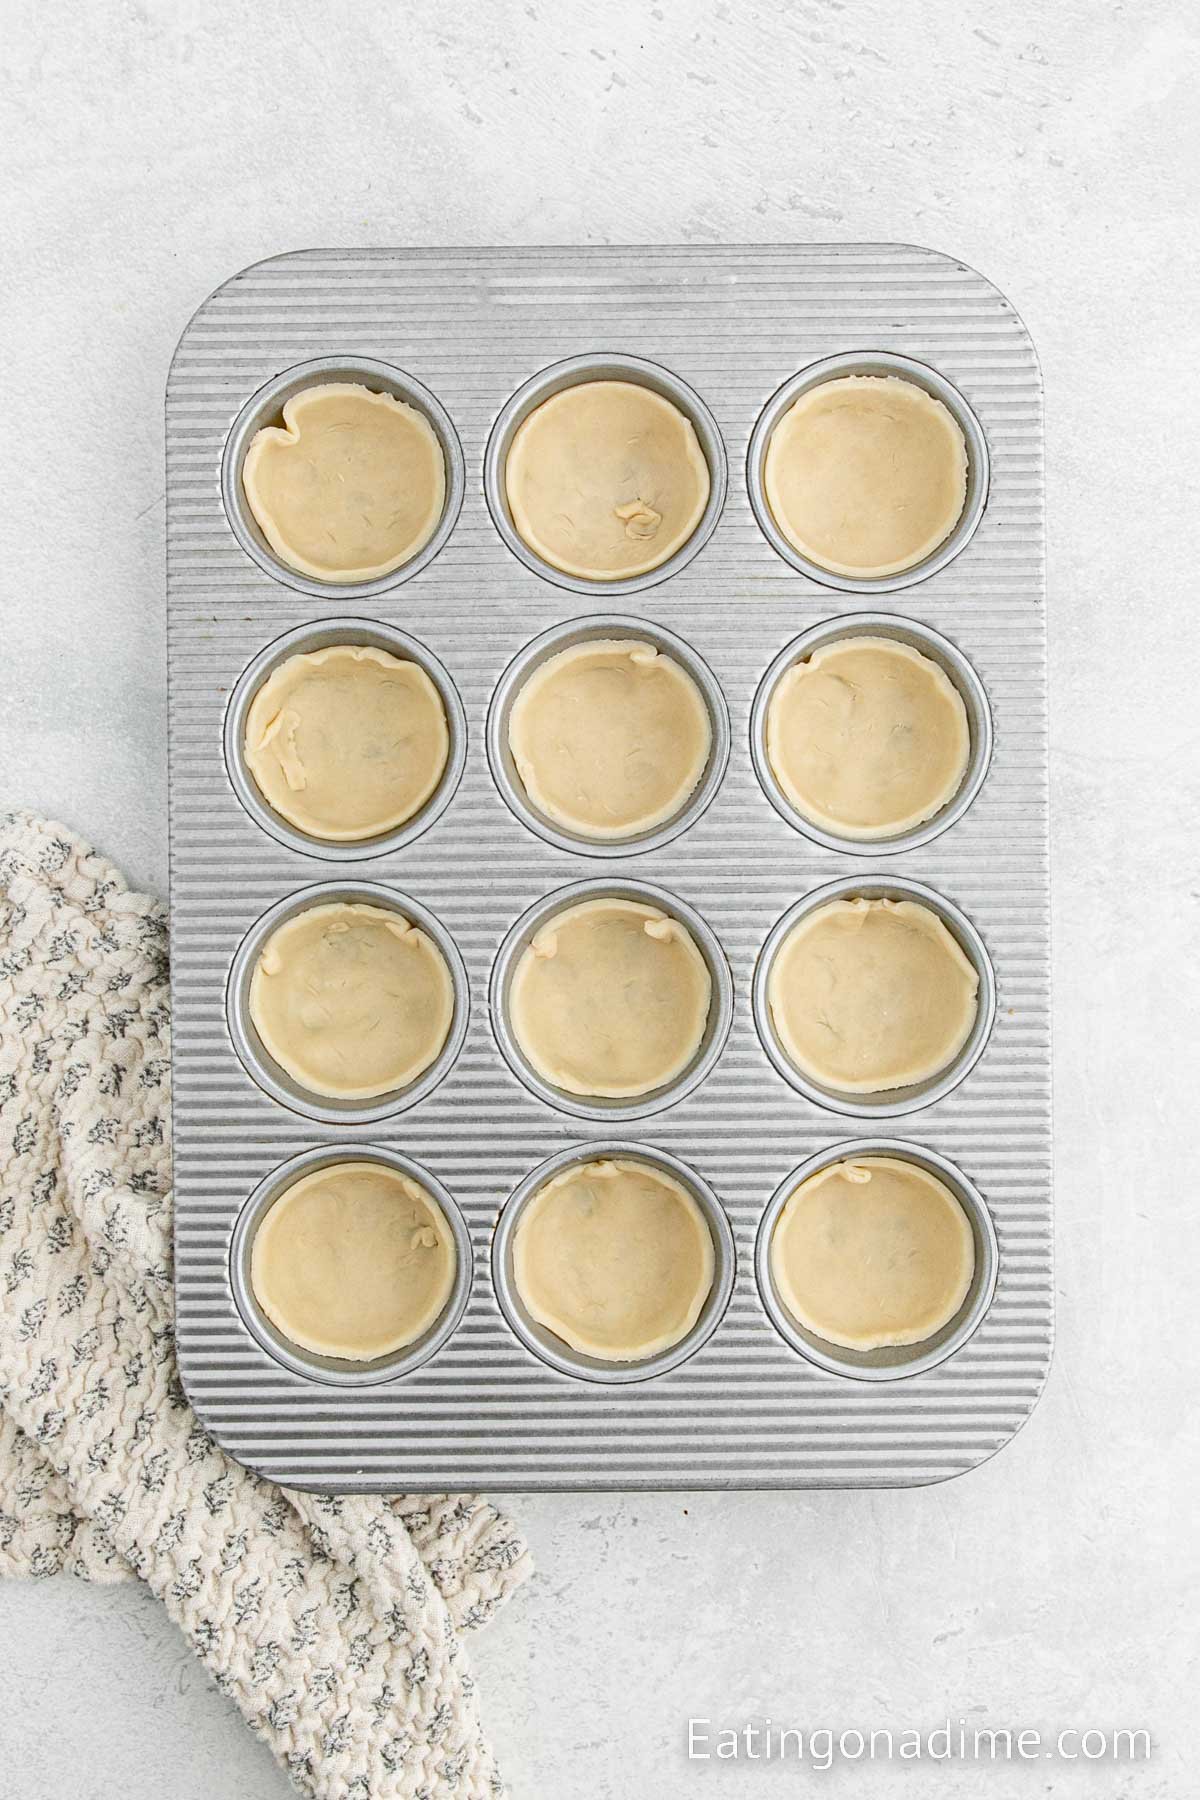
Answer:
xmin=221 ymin=353 xmax=465 ymax=599
xmin=751 ymin=873 xmax=997 ymax=1120
xmin=749 ymin=612 xmax=993 ymax=855
xmin=492 ymin=1140 xmax=737 ymax=1386
xmin=224 ymin=616 xmax=468 ymax=861
xmin=488 ymin=876 xmax=735 ymax=1124
xmin=168 ymin=244 xmax=1051 ymax=1491
xmin=754 ymin=1138 xmax=999 ymax=1383
xmin=229 ymin=1143 xmax=473 ymax=1388
xmin=746 ymin=348 xmax=991 ymax=594
xmin=225 ymin=880 xmax=471 ymax=1127
xmin=486 ymin=612 xmax=731 ymax=858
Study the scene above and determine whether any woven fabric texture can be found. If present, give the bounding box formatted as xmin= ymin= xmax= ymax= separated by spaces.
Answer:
xmin=0 ymin=810 xmax=531 ymax=1798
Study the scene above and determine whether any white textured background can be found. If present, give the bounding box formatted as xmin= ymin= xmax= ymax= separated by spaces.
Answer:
xmin=1 ymin=2 xmax=1197 ymax=1796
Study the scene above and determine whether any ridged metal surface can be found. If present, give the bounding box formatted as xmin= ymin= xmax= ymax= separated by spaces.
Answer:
xmin=167 ymin=245 xmax=1050 ymax=1491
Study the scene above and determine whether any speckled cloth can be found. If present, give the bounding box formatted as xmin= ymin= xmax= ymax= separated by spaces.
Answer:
xmin=0 ymin=811 xmax=531 ymax=1798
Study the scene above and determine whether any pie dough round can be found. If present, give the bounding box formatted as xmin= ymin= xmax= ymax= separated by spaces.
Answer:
xmin=513 ymin=1157 xmax=714 ymax=1360
xmin=244 ymin=644 xmax=450 ymax=841
xmin=509 ymin=896 xmax=711 ymax=1098
xmin=767 ymin=896 xmax=978 ymax=1093
xmin=766 ymin=635 xmax=969 ymax=838
xmin=770 ymin=1155 xmax=975 ymax=1350
xmin=242 ymin=383 xmax=446 ymax=583
xmin=251 ymin=1160 xmax=456 ymax=1360
xmin=508 ymin=638 xmax=711 ymax=838
xmin=249 ymin=901 xmax=454 ymax=1099
xmin=505 ymin=379 xmax=710 ymax=580
xmin=764 ymin=375 xmax=968 ymax=578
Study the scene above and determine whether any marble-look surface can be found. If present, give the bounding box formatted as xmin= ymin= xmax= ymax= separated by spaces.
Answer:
xmin=1 ymin=2 xmax=1196 ymax=1795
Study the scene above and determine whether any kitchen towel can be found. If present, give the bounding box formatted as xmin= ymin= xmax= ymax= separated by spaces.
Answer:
xmin=0 ymin=809 xmax=531 ymax=1798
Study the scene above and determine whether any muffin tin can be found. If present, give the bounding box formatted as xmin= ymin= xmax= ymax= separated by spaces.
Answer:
xmin=167 ymin=244 xmax=1051 ymax=1491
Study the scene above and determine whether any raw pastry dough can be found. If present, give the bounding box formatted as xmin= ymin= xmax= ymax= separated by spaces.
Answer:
xmin=251 ymin=1160 xmax=456 ymax=1359
xmin=507 ymin=638 xmax=711 ymax=838
xmin=242 ymin=382 xmax=446 ymax=583
xmin=244 ymin=644 xmax=450 ymax=841
xmin=764 ymin=375 xmax=968 ymax=578
xmin=249 ymin=901 xmax=454 ymax=1099
xmin=767 ymin=896 xmax=978 ymax=1093
xmin=505 ymin=380 xmax=710 ymax=580
xmin=509 ymin=896 xmax=711 ymax=1098
xmin=766 ymin=635 xmax=969 ymax=838
xmin=769 ymin=1155 xmax=975 ymax=1350
xmin=513 ymin=1157 xmax=714 ymax=1360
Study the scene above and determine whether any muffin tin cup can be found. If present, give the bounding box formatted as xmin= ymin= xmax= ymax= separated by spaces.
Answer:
xmin=483 ymin=352 xmax=729 ymax=596
xmin=224 ymin=617 xmax=468 ymax=860
xmin=226 ymin=880 xmax=470 ymax=1126
xmin=486 ymin=614 xmax=731 ymax=858
xmin=750 ymin=612 xmax=993 ymax=855
xmin=490 ymin=877 xmax=735 ymax=1123
xmin=229 ymin=1144 xmax=473 ymax=1388
xmin=492 ymin=1140 xmax=737 ymax=1386
xmin=754 ymin=1138 xmax=999 ymax=1383
xmin=221 ymin=354 xmax=465 ymax=598
xmin=746 ymin=349 xmax=991 ymax=593
xmin=752 ymin=874 xmax=997 ymax=1118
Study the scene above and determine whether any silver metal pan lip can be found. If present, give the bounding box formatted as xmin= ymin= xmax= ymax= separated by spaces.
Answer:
xmin=751 ymin=873 xmax=997 ymax=1119
xmin=226 ymin=880 xmax=470 ymax=1127
xmin=486 ymin=613 xmax=731 ymax=860
xmin=229 ymin=1143 xmax=473 ymax=1388
xmin=491 ymin=1139 xmax=736 ymax=1386
xmin=223 ymin=616 xmax=468 ymax=862
xmin=220 ymin=353 xmax=465 ymax=597
xmin=489 ymin=876 xmax=734 ymax=1124
xmin=749 ymin=612 xmax=993 ymax=856
xmin=754 ymin=1136 xmax=998 ymax=1383
xmin=483 ymin=351 xmax=728 ymax=597
xmin=746 ymin=349 xmax=990 ymax=593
